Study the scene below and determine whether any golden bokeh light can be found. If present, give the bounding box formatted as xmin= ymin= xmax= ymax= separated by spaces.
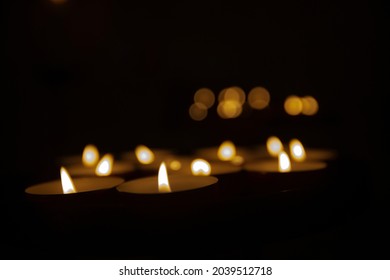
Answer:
xmin=194 ymin=88 xmax=215 ymax=109
xmin=158 ymin=162 xmax=171 ymax=193
xmin=284 ymin=95 xmax=303 ymax=116
xmin=169 ymin=160 xmax=182 ymax=171
xmin=191 ymin=159 xmax=211 ymax=176
xmin=231 ymin=155 xmax=245 ymax=166
xmin=219 ymin=87 xmax=246 ymax=105
xmin=60 ymin=167 xmax=77 ymax=194
xmin=248 ymin=87 xmax=270 ymax=109
xmin=189 ymin=102 xmax=208 ymax=121
xmin=266 ymin=136 xmax=284 ymax=157
xmin=217 ymin=100 xmax=242 ymax=119
xmin=217 ymin=140 xmax=237 ymax=161
xmin=301 ymin=96 xmax=319 ymax=115
xmin=95 ymin=154 xmax=114 ymax=176
xmin=278 ymin=151 xmax=291 ymax=173
xmin=135 ymin=145 xmax=155 ymax=164
xmin=82 ymin=144 xmax=100 ymax=167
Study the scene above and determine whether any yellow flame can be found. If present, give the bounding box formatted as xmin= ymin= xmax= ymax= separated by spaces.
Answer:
xmin=217 ymin=140 xmax=237 ymax=161
xmin=169 ymin=160 xmax=182 ymax=171
xmin=289 ymin=139 xmax=306 ymax=162
xmin=82 ymin=144 xmax=100 ymax=167
xmin=60 ymin=167 xmax=77 ymax=194
xmin=284 ymin=95 xmax=303 ymax=116
xmin=158 ymin=162 xmax=171 ymax=193
xmin=266 ymin=136 xmax=283 ymax=157
xmin=135 ymin=145 xmax=155 ymax=164
xmin=191 ymin=159 xmax=211 ymax=176
xmin=95 ymin=154 xmax=113 ymax=176
xmin=278 ymin=151 xmax=291 ymax=172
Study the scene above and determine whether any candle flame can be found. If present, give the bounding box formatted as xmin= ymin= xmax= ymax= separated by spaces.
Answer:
xmin=266 ymin=136 xmax=283 ymax=157
xmin=135 ymin=145 xmax=155 ymax=164
xmin=95 ymin=154 xmax=113 ymax=176
xmin=82 ymin=144 xmax=99 ymax=167
xmin=158 ymin=162 xmax=171 ymax=193
xmin=60 ymin=167 xmax=77 ymax=194
xmin=191 ymin=159 xmax=211 ymax=176
xmin=289 ymin=139 xmax=306 ymax=162
xmin=278 ymin=151 xmax=291 ymax=172
xmin=217 ymin=140 xmax=236 ymax=161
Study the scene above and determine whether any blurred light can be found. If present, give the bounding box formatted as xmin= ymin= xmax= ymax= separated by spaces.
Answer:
xmin=217 ymin=141 xmax=237 ymax=161
xmin=135 ymin=145 xmax=155 ymax=164
xmin=95 ymin=154 xmax=113 ymax=176
xmin=301 ymin=96 xmax=319 ymax=115
xmin=284 ymin=95 xmax=303 ymax=115
xmin=219 ymin=87 xmax=246 ymax=105
xmin=266 ymin=136 xmax=283 ymax=157
xmin=278 ymin=151 xmax=291 ymax=172
xmin=217 ymin=100 xmax=242 ymax=118
xmin=289 ymin=139 xmax=306 ymax=162
xmin=169 ymin=160 xmax=182 ymax=171
xmin=191 ymin=159 xmax=211 ymax=176
xmin=248 ymin=87 xmax=270 ymax=109
xmin=82 ymin=144 xmax=100 ymax=167
xmin=231 ymin=155 xmax=244 ymax=166
xmin=194 ymin=88 xmax=215 ymax=108
xmin=189 ymin=102 xmax=208 ymax=121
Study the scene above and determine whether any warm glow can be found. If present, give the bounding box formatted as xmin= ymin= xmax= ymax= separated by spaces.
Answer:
xmin=232 ymin=155 xmax=244 ymax=166
xmin=135 ymin=145 xmax=155 ymax=164
xmin=169 ymin=160 xmax=182 ymax=171
xmin=189 ymin=102 xmax=208 ymax=121
xmin=266 ymin=136 xmax=284 ymax=157
xmin=82 ymin=144 xmax=100 ymax=167
xmin=60 ymin=167 xmax=76 ymax=194
xmin=217 ymin=100 xmax=242 ymax=119
xmin=248 ymin=87 xmax=270 ymax=109
xmin=219 ymin=87 xmax=246 ymax=105
xmin=95 ymin=154 xmax=113 ymax=176
xmin=301 ymin=96 xmax=319 ymax=115
xmin=194 ymin=88 xmax=215 ymax=108
xmin=278 ymin=151 xmax=291 ymax=172
xmin=217 ymin=140 xmax=237 ymax=161
xmin=289 ymin=139 xmax=306 ymax=162
xmin=284 ymin=95 xmax=303 ymax=115
xmin=158 ymin=162 xmax=171 ymax=193
xmin=191 ymin=159 xmax=211 ymax=176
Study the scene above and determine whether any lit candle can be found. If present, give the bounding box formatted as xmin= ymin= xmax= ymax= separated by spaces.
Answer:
xmin=195 ymin=140 xmax=253 ymax=164
xmin=116 ymin=162 xmax=218 ymax=194
xmin=66 ymin=153 xmax=135 ymax=177
xmin=25 ymin=167 xmax=124 ymax=195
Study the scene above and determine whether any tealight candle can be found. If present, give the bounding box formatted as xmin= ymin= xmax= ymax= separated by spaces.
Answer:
xmin=195 ymin=140 xmax=254 ymax=163
xmin=25 ymin=167 xmax=124 ymax=195
xmin=171 ymin=157 xmax=242 ymax=176
xmin=117 ymin=162 xmax=218 ymax=194
xmin=66 ymin=153 xmax=135 ymax=177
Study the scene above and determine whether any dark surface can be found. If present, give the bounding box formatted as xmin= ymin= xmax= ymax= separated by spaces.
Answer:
xmin=2 ymin=0 xmax=387 ymax=259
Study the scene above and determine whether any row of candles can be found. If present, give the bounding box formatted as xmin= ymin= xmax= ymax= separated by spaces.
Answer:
xmin=25 ymin=136 xmax=336 ymax=196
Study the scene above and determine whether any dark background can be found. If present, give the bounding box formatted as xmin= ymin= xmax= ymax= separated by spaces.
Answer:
xmin=1 ymin=0 xmax=387 ymax=259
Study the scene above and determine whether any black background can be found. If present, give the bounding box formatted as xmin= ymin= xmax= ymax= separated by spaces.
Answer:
xmin=1 ymin=0 xmax=387 ymax=259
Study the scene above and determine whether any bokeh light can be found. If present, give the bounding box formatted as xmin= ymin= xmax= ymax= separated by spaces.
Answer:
xmin=301 ymin=96 xmax=319 ymax=115
xmin=189 ymin=102 xmax=208 ymax=121
xmin=194 ymin=88 xmax=215 ymax=109
xmin=284 ymin=95 xmax=303 ymax=115
xmin=248 ymin=87 xmax=270 ymax=109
